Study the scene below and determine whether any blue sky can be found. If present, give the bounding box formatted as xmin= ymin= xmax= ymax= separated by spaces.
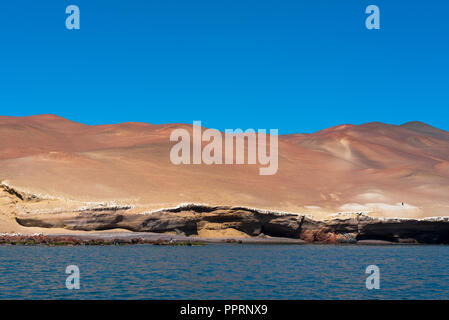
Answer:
xmin=0 ymin=1 xmax=448 ymax=133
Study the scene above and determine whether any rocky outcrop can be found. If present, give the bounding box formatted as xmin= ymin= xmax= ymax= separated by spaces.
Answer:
xmin=298 ymin=215 xmax=449 ymax=244
xmin=14 ymin=204 xmax=449 ymax=244
xmin=0 ymin=182 xmax=41 ymax=202
xmin=16 ymin=206 xmax=303 ymax=237
xmin=4 ymin=181 xmax=448 ymax=244
xmin=356 ymin=216 xmax=449 ymax=244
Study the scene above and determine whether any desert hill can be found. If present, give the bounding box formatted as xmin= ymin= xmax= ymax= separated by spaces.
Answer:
xmin=1 ymin=114 xmax=449 ymax=235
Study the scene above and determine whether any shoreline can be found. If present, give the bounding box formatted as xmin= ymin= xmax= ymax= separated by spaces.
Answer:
xmin=0 ymin=232 xmax=307 ymax=246
xmin=0 ymin=232 xmax=435 ymax=246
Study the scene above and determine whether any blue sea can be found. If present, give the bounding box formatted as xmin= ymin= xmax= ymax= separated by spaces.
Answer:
xmin=0 ymin=244 xmax=448 ymax=299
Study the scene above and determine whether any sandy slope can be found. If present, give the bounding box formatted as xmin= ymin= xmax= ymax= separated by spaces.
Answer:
xmin=1 ymin=115 xmax=449 ymax=233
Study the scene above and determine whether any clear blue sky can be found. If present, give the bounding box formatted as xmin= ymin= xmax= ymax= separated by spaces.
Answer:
xmin=1 ymin=1 xmax=448 ymax=133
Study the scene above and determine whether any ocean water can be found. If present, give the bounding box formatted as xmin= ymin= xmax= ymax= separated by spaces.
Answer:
xmin=0 ymin=244 xmax=448 ymax=299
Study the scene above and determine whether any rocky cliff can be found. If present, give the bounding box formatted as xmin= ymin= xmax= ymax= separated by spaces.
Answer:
xmin=14 ymin=203 xmax=449 ymax=244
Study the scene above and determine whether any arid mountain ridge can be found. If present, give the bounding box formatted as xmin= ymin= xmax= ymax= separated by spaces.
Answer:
xmin=1 ymin=114 xmax=449 ymax=240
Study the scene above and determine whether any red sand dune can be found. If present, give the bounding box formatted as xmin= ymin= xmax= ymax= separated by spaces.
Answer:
xmin=1 ymin=114 xmax=449 ymax=220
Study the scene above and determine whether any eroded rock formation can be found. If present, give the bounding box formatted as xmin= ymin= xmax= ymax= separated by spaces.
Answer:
xmin=14 ymin=203 xmax=449 ymax=244
xmin=2 ymin=182 xmax=448 ymax=244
